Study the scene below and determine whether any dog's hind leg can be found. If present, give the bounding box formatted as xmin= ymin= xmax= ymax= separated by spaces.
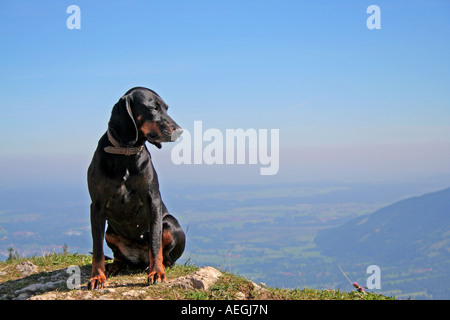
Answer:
xmin=104 ymin=226 xmax=128 ymax=276
xmin=161 ymin=214 xmax=186 ymax=267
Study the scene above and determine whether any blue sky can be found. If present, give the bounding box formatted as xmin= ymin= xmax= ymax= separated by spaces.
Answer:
xmin=0 ymin=0 xmax=449 ymax=186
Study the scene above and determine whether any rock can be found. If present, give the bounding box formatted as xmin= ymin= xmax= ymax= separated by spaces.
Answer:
xmin=15 ymin=293 xmax=30 ymax=300
xmin=16 ymin=261 xmax=39 ymax=276
xmin=74 ymin=291 xmax=93 ymax=300
xmin=14 ymin=280 xmax=64 ymax=295
xmin=29 ymin=293 xmax=57 ymax=300
xmin=50 ymin=270 xmax=66 ymax=279
xmin=250 ymin=281 xmax=272 ymax=299
xmin=15 ymin=283 xmax=48 ymax=294
xmin=235 ymin=291 xmax=246 ymax=300
xmin=252 ymin=281 xmax=268 ymax=292
xmin=252 ymin=282 xmax=261 ymax=290
xmin=170 ymin=266 xmax=222 ymax=291
xmin=97 ymin=288 xmax=116 ymax=294
xmin=122 ymin=290 xmax=147 ymax=298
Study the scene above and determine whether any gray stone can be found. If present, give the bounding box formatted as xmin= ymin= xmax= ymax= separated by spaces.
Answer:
xmin=15 ymin=280 xmax=64 ymax=295
xmin=170 ymin=266 xmax=222 ymax=290
xmin=16 ymin=261 xmax=39 ymax=276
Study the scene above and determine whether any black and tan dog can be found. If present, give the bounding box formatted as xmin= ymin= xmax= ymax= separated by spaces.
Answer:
xmin=87 ymin=87 xmax=185 ymax=289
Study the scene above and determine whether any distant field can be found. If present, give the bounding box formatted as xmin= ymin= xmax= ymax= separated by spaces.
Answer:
xmin=174 ymin=187 xmax=388 ymax=293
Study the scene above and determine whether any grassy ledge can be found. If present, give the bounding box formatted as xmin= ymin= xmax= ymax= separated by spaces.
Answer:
xmin=0 ymin=253 xmax=395 ymax=300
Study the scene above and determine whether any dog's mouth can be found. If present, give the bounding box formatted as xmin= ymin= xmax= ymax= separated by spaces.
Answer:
xmin=146 ymin=128 xmax=183 ymax=149
xmin=150 ymin=141 xmax=162 ymax=149
xmin=146 ymin=134 xmax=163 ymax=149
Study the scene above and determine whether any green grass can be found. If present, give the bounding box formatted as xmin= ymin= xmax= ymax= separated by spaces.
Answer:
xmin=0 ymin=253 xmax=394 ymax=300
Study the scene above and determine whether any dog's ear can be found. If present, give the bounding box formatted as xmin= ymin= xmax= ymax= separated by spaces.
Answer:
xmin=108 ymin=95 xmax=138 ymax=146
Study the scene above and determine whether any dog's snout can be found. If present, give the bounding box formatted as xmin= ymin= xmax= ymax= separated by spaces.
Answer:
xmin=171 ymin=128 xmax=183 ymax=142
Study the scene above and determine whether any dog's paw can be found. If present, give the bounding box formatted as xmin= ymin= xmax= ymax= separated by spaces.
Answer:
xmin=87 ymin=275 xmax=107 ymax=290
xmin=147 ymin=271 xmax=166 ymax=285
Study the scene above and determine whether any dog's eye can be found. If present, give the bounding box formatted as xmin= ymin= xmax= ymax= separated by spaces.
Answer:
xmin=155 ymin=100 xmax=168 ymax=110
xmin=150 ymin=102 xmax=161 ymax=110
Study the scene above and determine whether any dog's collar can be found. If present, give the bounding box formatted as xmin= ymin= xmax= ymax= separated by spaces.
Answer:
xmin=103 ymin=128 xmax=144 ymax=156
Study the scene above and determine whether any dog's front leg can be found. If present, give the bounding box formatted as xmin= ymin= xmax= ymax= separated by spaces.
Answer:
xmin=147 ymin=193 xmax=165 ymax=284
xmin=88 ymin=201 xmax=107 ymax=289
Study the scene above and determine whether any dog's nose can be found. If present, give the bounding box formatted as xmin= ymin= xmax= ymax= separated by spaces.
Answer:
xmin=171 ymin=128 xmax=183 ymax=142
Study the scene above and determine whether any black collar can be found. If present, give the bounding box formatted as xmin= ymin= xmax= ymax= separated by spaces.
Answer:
xmin=103 ymin=128 xmax=143 ymax=156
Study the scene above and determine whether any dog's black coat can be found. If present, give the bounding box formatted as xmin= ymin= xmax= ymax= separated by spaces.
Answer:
xmin=87 ymin=87 xmax=185 ymax=289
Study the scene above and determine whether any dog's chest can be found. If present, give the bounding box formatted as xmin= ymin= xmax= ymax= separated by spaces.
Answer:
xmin=105 ymin=169 xmax=147 ymax=221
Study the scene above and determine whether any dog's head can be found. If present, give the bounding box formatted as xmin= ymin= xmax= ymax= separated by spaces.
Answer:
xmin=108 ymin=87 xmax=183 ymax=149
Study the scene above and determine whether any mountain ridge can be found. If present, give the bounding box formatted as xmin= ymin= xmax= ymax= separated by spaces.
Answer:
xmin=313 ymin=186 xmax=450 ymax=299
xmin=314 ymin=186 xmax=450 ymax=261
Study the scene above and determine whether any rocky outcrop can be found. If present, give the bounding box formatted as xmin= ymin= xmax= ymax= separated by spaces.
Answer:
xmin=15 ymin=261 xmax=39 ymax=276
xmin=4 ymin=266 xmax=224 ymax=300
xmin=169 ymin=266 xmax=223 ymax=290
